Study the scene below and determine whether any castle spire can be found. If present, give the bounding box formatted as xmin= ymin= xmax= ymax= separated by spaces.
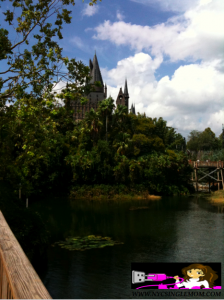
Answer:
xmin=124 ymin=78 xmax=129 ymax=111
xmin=104 ymin=83 xmax=107 ymax=98
xmin=89 ymin=52 xmax=104 ymax=86
xmin=124 ymin=78 xmax=129 ymax=95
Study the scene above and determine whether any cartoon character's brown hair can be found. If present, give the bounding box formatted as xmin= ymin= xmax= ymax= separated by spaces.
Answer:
xmin=181 ymin=264 xmax=218 ymax=288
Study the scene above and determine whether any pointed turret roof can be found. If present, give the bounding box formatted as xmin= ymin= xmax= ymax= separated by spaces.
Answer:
xmin=124 ymin=78 xmax=129 ymax=95
xmin=130 ymin=103 xmax=135 ymax=114
xmin=89 ymin=52 xmax=104 ymax=86
xmin=89 ymin=59 xmax=93 ymax=71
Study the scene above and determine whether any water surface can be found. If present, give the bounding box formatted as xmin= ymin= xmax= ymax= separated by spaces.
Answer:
xmin=31 ymin=196 xmax=224 ymax=299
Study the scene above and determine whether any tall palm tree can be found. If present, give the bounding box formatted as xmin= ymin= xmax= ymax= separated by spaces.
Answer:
xmin=85 ymin=108 xmax=102 ymax=144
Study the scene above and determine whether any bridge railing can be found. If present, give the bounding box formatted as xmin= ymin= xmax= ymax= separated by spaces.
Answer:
xmin=188 ymin=161 xmax=224 ymax=168
xmin=0 ymin=211 xmax=52 ymax=299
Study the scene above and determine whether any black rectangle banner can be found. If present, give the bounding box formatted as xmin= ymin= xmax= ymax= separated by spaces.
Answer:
xmin=131 ymin=263 xmax=221 ymax=290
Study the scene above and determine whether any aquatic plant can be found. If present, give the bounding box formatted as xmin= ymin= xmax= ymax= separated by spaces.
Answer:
xmin=53 ymin=235 xmax=124 ymax=251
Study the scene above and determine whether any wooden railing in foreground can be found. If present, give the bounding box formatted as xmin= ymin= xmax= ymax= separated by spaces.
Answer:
xmin=0 ymin=211 xmax=52 ymax=299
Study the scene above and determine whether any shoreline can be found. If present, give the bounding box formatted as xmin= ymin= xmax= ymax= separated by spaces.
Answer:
xmin=197 ymin=190 xmax=224 ymax=206
xmin=69 ymin=194 xmax=162 ymax=201
xmin=209 ymin=190 xmax=224 ymax=205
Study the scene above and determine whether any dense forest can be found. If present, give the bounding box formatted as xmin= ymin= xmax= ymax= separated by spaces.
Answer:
xmin=0 ymin=92 xmax=193 ymax=198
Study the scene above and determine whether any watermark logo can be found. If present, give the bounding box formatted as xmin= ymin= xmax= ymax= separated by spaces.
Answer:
xmin=131 ymin=263 xmax=221 ymax=290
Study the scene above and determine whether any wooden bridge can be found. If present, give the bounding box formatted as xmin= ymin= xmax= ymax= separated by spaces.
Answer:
xmin=188 ymin=160 xmax=224 ymax=192
xmin=0 ymin=211 xmax=52 ymax=299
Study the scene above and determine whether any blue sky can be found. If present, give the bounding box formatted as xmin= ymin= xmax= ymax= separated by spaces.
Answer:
xmin=1 ymin=0 xmax=224 ymax=139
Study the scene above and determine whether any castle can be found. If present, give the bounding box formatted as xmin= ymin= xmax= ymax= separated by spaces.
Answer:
xmin=71 ymin=52 xmax=136 ymax=121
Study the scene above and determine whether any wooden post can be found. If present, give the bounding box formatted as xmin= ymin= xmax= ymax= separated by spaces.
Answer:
xmin=26 ymin=198 xmax=28 ymax=208
xmin=221 ymin=168 xmax=224 ymax=191
xmin=195 ymin=168 xmax=198 ymax=192
xmin=218 ymin=170 xmax=220 ymax=191
xmin=19 ymin=183 xmax=21 ymax=199
xmin=209 ymin=176 xmax=210 ymax=193
xmin=194 ymin=165 xmax=196 ymax=192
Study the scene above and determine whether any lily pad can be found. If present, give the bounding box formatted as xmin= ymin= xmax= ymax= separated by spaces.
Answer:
xmin=53 ymin=235 xmax=124 ymax=251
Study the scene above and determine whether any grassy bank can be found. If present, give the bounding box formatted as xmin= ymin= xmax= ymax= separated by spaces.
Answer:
xmin=196 ymin=189 xmax=224 ymax=206
xmin=69 ymin=184 xmax=168 ymax=201
xmin=70 ymin=193 xmax=162 ymax=201
xmin=209 ymin=190 xmax=224 ymax=205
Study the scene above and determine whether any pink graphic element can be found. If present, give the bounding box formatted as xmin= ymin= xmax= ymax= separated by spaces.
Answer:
xmin=136 ymin=273 xmax=221 ymax=290
xmin=147 ymin=274 xmax=169 ymax=281
xmin=158 ymin=284 xmax=168 ymax=289
xmin=170 ymin=285 xmax=179 ymax=289
xmin=136 ymin=277 xmax=184 ymax=289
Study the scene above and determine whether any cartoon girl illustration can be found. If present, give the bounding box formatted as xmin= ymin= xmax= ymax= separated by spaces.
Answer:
xmin=174 ymin=264 xmax=218 ymax=289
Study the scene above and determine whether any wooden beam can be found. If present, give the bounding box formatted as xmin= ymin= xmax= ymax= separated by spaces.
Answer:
xmin=218 ymin=170 xmax=220 ymax=191
xmin=221 ymin=169 xmax=224 ymax=191
xmin=196 ymin=168 xmax=198 ymax=192
xmin=0 ymin=211 xmax=52 ymax=299
xmin=198 ymin=168 xmax=218 ymax=181
xmin=194 ymin=167 xmax=197 ymax=192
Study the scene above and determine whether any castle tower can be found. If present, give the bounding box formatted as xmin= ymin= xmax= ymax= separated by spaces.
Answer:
xmin=116 ymin=87 xmax=125 ymax=106
xmin=104 ymin=83 xmax=107 ymax=99
xmin=72 ymin=52 xmax=105 ymax=121
xmin=130 ymin=103 xmax=136 ymax=115
xmin=124 ymin=78 xmax=129 ymax=110
xmin=116 ymin=79 xmax=129 ymax=111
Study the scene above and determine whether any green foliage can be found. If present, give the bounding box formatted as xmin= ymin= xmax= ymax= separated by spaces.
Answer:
xmin=0 ymin=0 xmax=104 ymax=196
xmin=187 ymin=128 xmax=221 ymax=151
xmin=64 ymin=103 xmax=191 ymax=195
xmin=1 ymin=93 xmax=192 ymax=197
xmin=0 ymin=0 xmax=101 ymax=106
xmin=200 ymin=149 xmax=224 ymax=161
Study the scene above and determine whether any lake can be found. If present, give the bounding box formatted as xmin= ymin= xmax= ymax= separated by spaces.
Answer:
xmin=30 ymin=195 xmax=224 ymax=299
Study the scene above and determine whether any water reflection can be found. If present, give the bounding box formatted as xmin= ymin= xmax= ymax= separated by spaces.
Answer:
xmin=31 ymin=196 xmax=224 ymax=299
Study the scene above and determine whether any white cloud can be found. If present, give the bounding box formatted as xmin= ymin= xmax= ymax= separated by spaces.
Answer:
xmin=70 ymin=36 xmax=85 ymax=49
xmin=116 ymin=10 xmax=125 ymax=21
xmin=104 ymin=53 xmax=224 ymax=138
xmin=82 ymin=4 xmax=99 ymax=17
xmin=130 ymin=0 xmax=199 ymax=12
xmin=93 ymin=0 xmax=224 ymax=62
xmin=102 ymin=52 xmax=163 ymax=88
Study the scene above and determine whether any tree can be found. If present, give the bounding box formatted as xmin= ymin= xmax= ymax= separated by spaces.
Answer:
xmin=152 ymin=117 xmax=185 ymax=150
xmin=187 ymin=130 xmax=201 ymax=151
xmin=187 ymin=128 xmax=220 ymax=151
xmin=199 ymin=127 xmax=219 ymax=150
xmin=0 ymin=0 xmax=101 ymax=107
xmin=0 ymin=0 xmax=102 ymax=195
xmin=219 ymin=130 xmax=224 ymax=149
